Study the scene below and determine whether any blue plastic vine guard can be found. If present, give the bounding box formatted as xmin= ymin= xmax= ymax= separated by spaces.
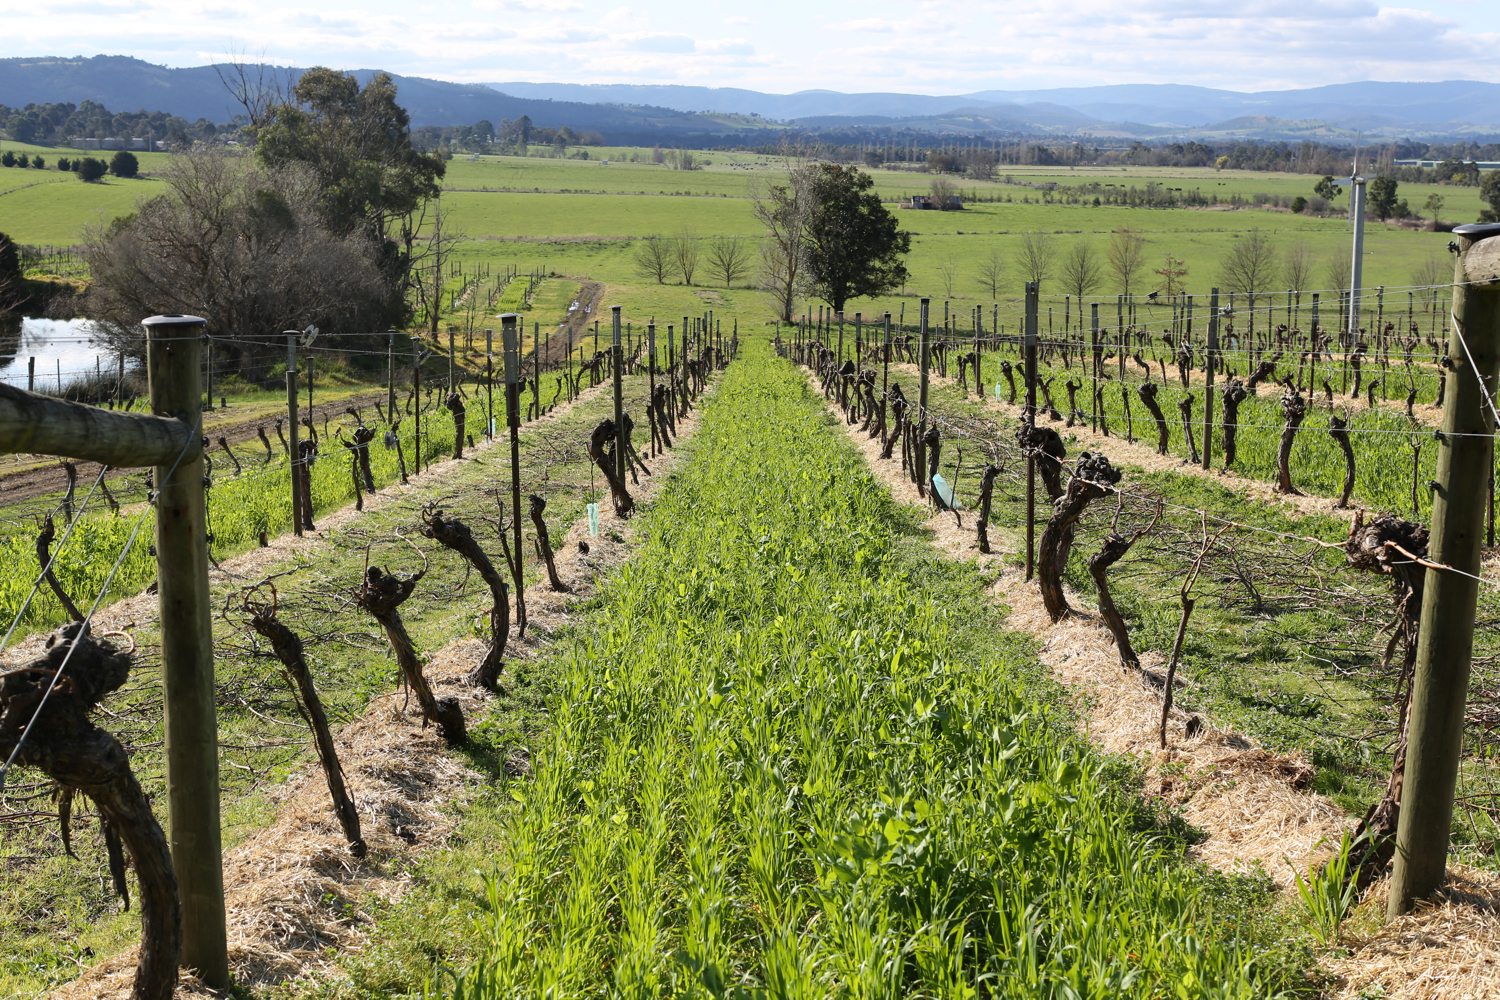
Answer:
xmin=931 ymin=473 xmax=959 ymax=510
xmin=587 ymin=502 xmax=600 ymax=536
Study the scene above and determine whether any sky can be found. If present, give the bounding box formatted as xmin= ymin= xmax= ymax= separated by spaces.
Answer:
xmin=5 ymin=0 xmax=1500 ymax=94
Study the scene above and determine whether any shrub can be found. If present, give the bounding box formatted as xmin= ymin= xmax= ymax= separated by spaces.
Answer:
xmin=15 ymin=154 xmax=28 ymax=168
xmin=77 ymin=157 xmax=107 ymax=182
xmin=0 ymin=151 xmax=14 ymax=167
xmin=56 ymin=156 xmax=70 ymax=171
xmin=108 ymin=150 xmax=139 ymax=178
xmin=1306 ymin=195 xmax=1330 ymax=214
xmin=32 ymin=156 xmax=44 ymax=169
xmin=1291 ymin=196 xmax=1307 ymax=214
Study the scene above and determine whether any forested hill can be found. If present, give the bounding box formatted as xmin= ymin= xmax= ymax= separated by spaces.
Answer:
xmin=0 ymin=56 xmax=781 ymax=138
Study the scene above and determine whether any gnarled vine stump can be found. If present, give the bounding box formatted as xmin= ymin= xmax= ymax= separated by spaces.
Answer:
xmin=1016 ymin=417 xmax=1066 ymax=502
xmin=589 ymin=418 xmax=636 ymax=517
xmin=1274 ymin=389 xmax=1307 ymax=495
xmin=419 ymin=510 xmax=510 ymax=689
xmin=1 ymin=625 xmax=180 ymax=1000
xmin=356 ymin=566 xmax=467 ymax=744
xmin=1220 ymin=379 xmax=1248 ymax=469
xmin=1137 ymin=382 xmax=1169 ymax=455
xmin=1343 ymin=513 xmax=1429 ymax=889
xmin=1038 ymin=452 xmax=1121 ymax=622
xmin=1329 ymin=415 xmax=1356 ymax=508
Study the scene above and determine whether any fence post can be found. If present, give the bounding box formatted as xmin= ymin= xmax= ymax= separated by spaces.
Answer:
xmin=916 ymin=298 xmax=930 ymax=498
xmin=485 ymin=328 xmax=494 ymax=439
xmin=1388 ymin=223 xmax=1500 ymax=916
xmin=387 ymin=331 xmax=396 ymax=423
xmin=143 ymin=314 xmax=227 ymax=989
xmin=882 ymin=312 xmax=891 ymax=395
xmin=413 ymin=346 xmax=422 ymax=475
xmin=1204 ymin=288 xmax=1219 ymax=470
xmin=1025 ymin=282 xmax=1039 ymax=582
xmin=612 ymin=306 xmax=625 ymax=486
xmin=1090 ymin=303 xmax=1099 ymax=432
xmin=501 ymin=313 xmax=524 ymax=634
xmin=286 ymin=335 xmax=302 ymax=537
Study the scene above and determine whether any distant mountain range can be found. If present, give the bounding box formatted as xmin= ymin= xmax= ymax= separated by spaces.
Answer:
xmin=492 ymin=79 xmax=1500 ymax=137
xmin=4 ymin=56 xmax=1499 ymax=142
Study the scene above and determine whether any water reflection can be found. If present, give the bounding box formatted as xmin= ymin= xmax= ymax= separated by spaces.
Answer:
xmin=0 ymin=317 xmax=119 ymax=390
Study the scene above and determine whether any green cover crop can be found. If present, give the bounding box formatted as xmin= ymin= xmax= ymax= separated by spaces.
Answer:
xmin=440 ymin=341 xmax=1299 ymax=999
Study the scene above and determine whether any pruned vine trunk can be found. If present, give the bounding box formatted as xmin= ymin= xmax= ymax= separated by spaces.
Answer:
xmin=1275 ymin=389 xmax=1307 ymax=495
xmin=1037 ymin=453 xmax=1121 ymax=622
xmin=976 ymin=464 xmax=1001 ymax=554
xmin=1137 ymin=382 xmax=1169 ymax=455
xmin=0 ymin=625 xmax=181 ymax=1000
xmin=1343 ymin=513 xmax=1429 ymax=889
xmin=247 ymin=607 xmax=366 ymax=858
xmin=1329 ymin=415 xmax=1356 ymax=508
xmin=1220 ymin=379 xmax=1247 ymax=469
xmin=356 ymin=566 xmax=467 ymax=743
xmin=1089 ymin=531 xmax=1145 ymax=672
xmin=528 ymin=495 xmax=569 ymax=593
xmin=419 ymin=511 xmax=510 ymax=689
xmin=589 ymin=418 xmax=636 ymax=517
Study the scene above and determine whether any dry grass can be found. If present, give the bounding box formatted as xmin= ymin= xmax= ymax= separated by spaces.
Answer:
xmin=1327 ymin=868 xmax=1500 ymax=999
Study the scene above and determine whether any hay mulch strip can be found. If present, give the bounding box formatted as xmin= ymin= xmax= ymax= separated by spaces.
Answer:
xmin=44 ymin=377 xmax=714 ymax=998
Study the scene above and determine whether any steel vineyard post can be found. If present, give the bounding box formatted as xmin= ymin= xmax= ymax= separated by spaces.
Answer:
xmin=286 ymin=334 xmax=302 ymax=538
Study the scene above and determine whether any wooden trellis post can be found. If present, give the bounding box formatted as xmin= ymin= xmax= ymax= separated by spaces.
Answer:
xmin=1388 ymin=223 xmax=1500 ymax=915
xmin=0 ymin=313 xmax=228 ymax=991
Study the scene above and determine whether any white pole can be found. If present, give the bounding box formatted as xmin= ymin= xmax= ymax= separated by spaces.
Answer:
xmin=1349 ymin=178 xmax=1366 ymax=342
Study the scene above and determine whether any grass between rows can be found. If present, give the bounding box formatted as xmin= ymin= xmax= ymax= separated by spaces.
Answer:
xmin=327 ymin=339 xmax=1314 ymax=999
xmin=903 ymin=361 xmax=1500 ymax=857
xmin=0 ymin=368 xmax=650 ymax=998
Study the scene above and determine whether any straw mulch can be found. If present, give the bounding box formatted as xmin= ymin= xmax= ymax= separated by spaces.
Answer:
xmin=1326 ymin=868 xmax=1500 ymax=999
xmin=819 ymin=365 xmax=1500 ymax=996
xmin=809 ymin=367 xmax=1346 ymax=880
xmin=43 ymin=380 xmax=709 ymax=998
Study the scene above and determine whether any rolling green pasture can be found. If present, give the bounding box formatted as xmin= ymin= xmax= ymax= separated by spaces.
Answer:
xmin=0 ymin=146 xmax=1471 ymax=339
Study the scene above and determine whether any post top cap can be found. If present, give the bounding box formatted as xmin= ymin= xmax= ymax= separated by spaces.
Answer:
xmin=1453 ymin=223 xmax=1500 ymax=241
xmin=498 ymin=312 xmax=522 ymax=322
xmin=140 ymin=314 xmax=206 ymax=327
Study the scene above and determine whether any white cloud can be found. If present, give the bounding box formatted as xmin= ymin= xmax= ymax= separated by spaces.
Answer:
xmin=2 ymin=0 xmax=1499 ymax=93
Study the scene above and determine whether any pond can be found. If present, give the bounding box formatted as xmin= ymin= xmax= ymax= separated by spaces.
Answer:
xmin=0 ymin=317 xmax=127 ymax=392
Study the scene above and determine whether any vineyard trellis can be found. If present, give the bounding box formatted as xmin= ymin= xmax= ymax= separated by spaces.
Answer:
xmin=789 ymin=226 xmax=1500 ymax=911
xmin=0 ymin=301 xmax=734 ymax=998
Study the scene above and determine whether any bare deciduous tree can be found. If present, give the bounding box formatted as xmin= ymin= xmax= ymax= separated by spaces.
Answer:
xmin=1107 ymin=228 xmax=1147 ymax=295
xmin=1059 ymin=240 xmax=1103 ymax=303
xmin=937 ymin=256 xmax=959 ymax=298
xmin=633 ymin=234 xmax=677 ymax=285
xmin=1327 ymin=254 xmax=1352 ymax=297
xmin=752 ymin=158 xmax=817 ymax=322
xmin=1219 ymin=228 xmax=1279 ymax=296
xmin=1283 ymin=240 xmax=1315 ymax=293
xmin=977 ymin=248 xmax=1005 ymax=299
xmin=707 ymin=237 xmax=752 ymax=288
xmin=673 ymin=229 xmax=700 ymax=285
xmin=1016 ymin=231 xmax=1057 ymax=291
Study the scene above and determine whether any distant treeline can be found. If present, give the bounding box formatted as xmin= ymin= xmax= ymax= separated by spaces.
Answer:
xmin=0 ymin=99 xmax=230 ymax=148
xmin=730 ymin=137 xmax=1500 ymax=185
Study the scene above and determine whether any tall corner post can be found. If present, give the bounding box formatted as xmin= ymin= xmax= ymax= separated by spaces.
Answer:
xmin=1024 ymin=282 xmax=1039 ymax=582
xmin=143 ymin=314 xmax=227 ymax=989
xmin=1388 ymin=223 xmax=1500 ymax=916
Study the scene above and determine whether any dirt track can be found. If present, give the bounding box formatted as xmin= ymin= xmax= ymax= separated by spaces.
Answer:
xmin=0 ymin=389 xmax=394 ymax=508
